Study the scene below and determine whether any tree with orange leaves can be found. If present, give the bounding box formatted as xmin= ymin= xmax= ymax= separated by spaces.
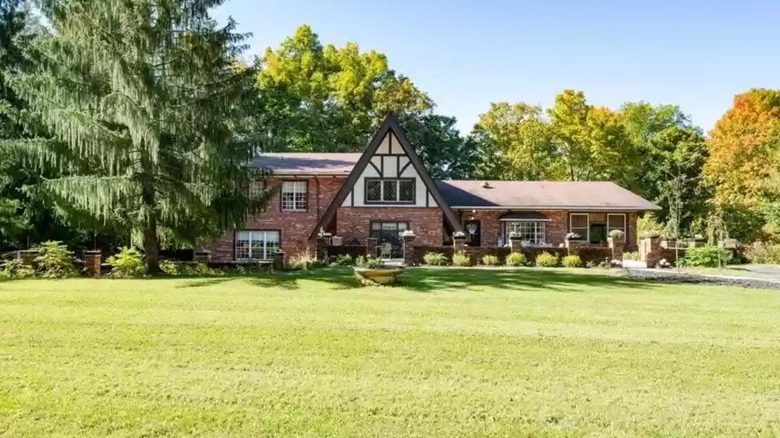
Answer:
xmin=703 ymin=89 xmax=780 ymax=241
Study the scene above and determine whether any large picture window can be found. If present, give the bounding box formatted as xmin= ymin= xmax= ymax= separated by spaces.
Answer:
xmin=281 ymin=181 xmax=307 ymax=211
xmin=235 ymin=231 xmax=280 ymax=260
xmin=505 ymin=221 xmax=546 ymax=245
xmin=365 ymin=178 xmax=415 ymax=204
xmin=570 ymin=213 xmax=589 ymax=241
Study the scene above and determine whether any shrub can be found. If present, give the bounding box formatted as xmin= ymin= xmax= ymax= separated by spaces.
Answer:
xmin=745 ymin=242 xmax=780 ymax=264
xmin=505 ymin=252 xmax=527 ymax=267
xmin=623 ymin=251 xmax=641 ymax=261
xmin=180 ymin=262 xmax=223 ymax=276
xmin=561 ymin=255 xmax=583 ymax=268
xmin=0 ymin=258 xmax=36 ymax=280
xmin=106 ymin=247 xmax=145 ymax=278
xmin=452 ymin=251 xmax=471 ymax=267
xmin=160 ymin=260 xmax=180 ymax=276
xmin=355 ymin=256 xmax=382 ymax=269
xmin=335 ymin=254 xmax=354 ymax=266
xmin=609 ymin=229 xmax=625 ymax=240
xmin=683 ymin=246 xmax=733 ymax=268
xmin=535 ymin=252 xmax=559 ymax=267
xmin=423 ymin=252 xmax=448 ymax=266
xmin=33 ymin=241 xmax=78 ymax=278
xmin=481 ymin=254 xmax=499 ymax=266
xmin=288 ymin=252 xmax=316 ymax=271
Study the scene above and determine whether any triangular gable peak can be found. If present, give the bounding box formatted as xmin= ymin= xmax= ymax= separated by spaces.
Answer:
xmin=310 ymin=114 xmax=461 ymax=238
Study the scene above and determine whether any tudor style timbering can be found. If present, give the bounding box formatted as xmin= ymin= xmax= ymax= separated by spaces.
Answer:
xmin=341 ymin=132 xmax=437 ymax=208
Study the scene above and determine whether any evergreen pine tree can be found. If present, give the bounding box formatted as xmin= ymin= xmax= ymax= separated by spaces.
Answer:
xmin=2 ymin=0 xmax=266 ymax=272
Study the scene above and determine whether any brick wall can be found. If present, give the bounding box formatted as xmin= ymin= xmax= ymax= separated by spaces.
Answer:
xmin=206 ymin=177 xmax=345 ymax=262
xmin=337 ymin=207 xmax=443 ymax=247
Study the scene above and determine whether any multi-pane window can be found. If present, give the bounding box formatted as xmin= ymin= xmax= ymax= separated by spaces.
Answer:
xmin=570 ymin=213 xmax=589 ymax=240
xmin=506 ymin=221 xmax=546 ymax=245
xmin=235 ymin=230 xmax=280 ymax=260
xmin=365 ymin=178 xmax=415 ymax=203
xmin=249 ymin=179 xmax=265 ymax=198
xmin=281 ymin=181 xmax=307 ymax=211
xmin=607 ymin=214 xmax=626 ymax=235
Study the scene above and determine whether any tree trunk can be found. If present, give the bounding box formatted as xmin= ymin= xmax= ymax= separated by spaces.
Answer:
xmin=143 ymin=222 xmax=161 ymax=274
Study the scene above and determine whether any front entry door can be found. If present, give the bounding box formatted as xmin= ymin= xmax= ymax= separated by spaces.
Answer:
xmin=370 ymin=222 xmax=408 ymax=258
xmin=464 ymin=220 xmax=481 ymax=247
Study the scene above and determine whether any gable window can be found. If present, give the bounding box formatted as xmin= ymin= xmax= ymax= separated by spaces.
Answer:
xmin=570 ymin=213 xmax=589 ymax=241
xmin=505 ymin=221 xmax=546 ymax=246
xmin=281 ymin=181 xmax=307 ymax=211
xmin=365 ymin=178 xmax=415 ymax=204
xmin=235 ymin=230 xmax=280 ymax=260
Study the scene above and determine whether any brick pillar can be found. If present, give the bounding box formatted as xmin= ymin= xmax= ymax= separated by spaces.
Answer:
xmin=194 ymin=250 xmax=211 ymax=264
xmin=366 ymin=237 xmax=378 ymax=257
xmin=609 ymin=238 xmax=625 ymax=260
xmin=565 ymin=239 xmax=582 ymax=256
xmin=315 ymin=237 xmax=328 ymax=261
xmin=18 ymin=249 xmax=38 ymax=266
xmin=640 ymin=237 xmax=661 ymax=268
xmin=273 ymin=250 xmax=285 ymax=270
xmin=453 ymin=235 xmax=466 ymax=253
xmin=84 ymin=250 xmax=102 ymax=278
xmin=509 ymin=236 xmax=523 ymax=252
xmin=402 ymin=233 xmax=416 ymax=266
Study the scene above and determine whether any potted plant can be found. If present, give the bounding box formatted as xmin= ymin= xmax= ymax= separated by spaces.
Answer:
xmin=565 ymin=232 xmax=581 ymax=241
xmin=453 ymin=231 xmax=466 ymax=239
xmin=608 ymin=229 xmax=625 ymax=242
xmin=400 ymin=230 xmax=416 ymax=238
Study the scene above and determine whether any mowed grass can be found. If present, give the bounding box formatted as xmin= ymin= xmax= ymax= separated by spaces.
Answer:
xmin=1 ymin=268 xmax=779 ymax=437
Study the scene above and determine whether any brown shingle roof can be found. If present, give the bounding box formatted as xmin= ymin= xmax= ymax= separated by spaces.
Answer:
xmin=252 ymin=153 xmax=361 ymax=175
xmin=436 ymin=180 xmax=660 ymax=211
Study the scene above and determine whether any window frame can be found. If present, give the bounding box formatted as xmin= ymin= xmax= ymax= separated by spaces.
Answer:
xmin=249 ymin=179 xmax=265 ymax=199
xmin=234 ymin=230 xmax=281 ymax=261
xmin=504 ymin=221 xmax=546 ymax=246
xmin=607 ymin=213 xmax=627 ymax=236
xmin=569 ymin=213 xmax=590 ymax=241
xmin=280 ymin=180 xmax=308 ymax=212
xmin=364 ymin=178 xmax=416 ymax=205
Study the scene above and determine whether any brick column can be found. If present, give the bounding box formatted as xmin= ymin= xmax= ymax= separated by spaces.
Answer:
xmin=84 ymin=250 xmax=102 ymax=278
xmin=640 ymin=237 xmax=662 ymax=268
xmin=315 ymin=236 xmax=328 ymax=261
xmin=453 ymin=235 xmax=466 ymax=253
xmin=565 ymin=239 xmax=582 ymax=256
xmin=194 ymin=250 xmax=211 ymax=264
xmin=402 ymin=233 xmax=416 ymax=266
xmin=366 ymin=237 xmax=378 ymax=257
xmin=609 ymin=238 xmax=625 ymax=260
xmin=273 ymin=250 xmax=285 ymax=270
xmin=509 ymin=236 xmax=523 ymax=252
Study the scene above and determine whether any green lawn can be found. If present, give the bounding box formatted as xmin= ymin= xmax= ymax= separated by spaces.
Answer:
xmin=1 ymin=268 xmax=779 ymax=437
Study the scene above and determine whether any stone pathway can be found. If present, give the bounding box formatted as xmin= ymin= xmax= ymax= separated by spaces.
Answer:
xmin=622 ymin=266 xmax=780 ymax=290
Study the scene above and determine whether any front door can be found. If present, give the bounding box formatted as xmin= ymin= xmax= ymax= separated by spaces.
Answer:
xmin=370 ymin=221 xmax=407 ymax=258
xmin=464 ymin=220 xmax=481 ymax=247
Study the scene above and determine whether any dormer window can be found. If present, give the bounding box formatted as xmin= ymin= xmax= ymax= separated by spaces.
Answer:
xmin=365 ymin=178 xmax=415 ymax=204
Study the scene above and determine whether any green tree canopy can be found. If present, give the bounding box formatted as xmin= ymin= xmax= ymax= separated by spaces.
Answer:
xmin=1 ymin=0 xmax=266 ymax=271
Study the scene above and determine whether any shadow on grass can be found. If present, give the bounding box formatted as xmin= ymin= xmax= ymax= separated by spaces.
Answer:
xmin=246 ymin=267 xmax=653 ymax=293
xmin=177 ymin=277 xmax=238 ymax=288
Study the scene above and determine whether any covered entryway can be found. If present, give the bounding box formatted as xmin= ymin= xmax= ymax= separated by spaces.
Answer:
xmin=369 ymin=221 xmax=408 ymax=258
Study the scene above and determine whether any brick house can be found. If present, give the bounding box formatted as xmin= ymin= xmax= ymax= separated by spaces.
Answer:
xmin=206 ymin=115 xmax=658 ymax=262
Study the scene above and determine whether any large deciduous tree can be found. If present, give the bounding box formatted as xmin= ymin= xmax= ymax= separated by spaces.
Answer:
xmin=703 ymin=89 xmax=780 ymax=240
xmin=2 ymin=0 xmax=264 ymax=272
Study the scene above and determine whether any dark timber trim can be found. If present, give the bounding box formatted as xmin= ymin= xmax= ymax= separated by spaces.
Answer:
xmin=309 ymin=114 xmax=462 ymax=239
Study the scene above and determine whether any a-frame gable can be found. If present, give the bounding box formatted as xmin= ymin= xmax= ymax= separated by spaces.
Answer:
xmin=310 ymin=114 xmax=462 ymax=238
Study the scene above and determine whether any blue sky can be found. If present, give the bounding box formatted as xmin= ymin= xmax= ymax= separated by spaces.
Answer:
xmin=214 ymin=0 xmax=780 ymax=134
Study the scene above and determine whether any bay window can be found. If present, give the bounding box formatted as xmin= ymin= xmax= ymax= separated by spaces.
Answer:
xmin=235 ymin=230 xmax=280 ymax=260
xmin=505 ymin=221 xmax=546 ymax=246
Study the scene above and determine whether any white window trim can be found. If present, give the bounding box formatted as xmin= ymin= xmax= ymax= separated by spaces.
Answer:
xmin=570 ymin=213 xmax=590 ymax=242
xmin=607 ymin=213 xmax=627 ymax=235
xmin=235 ymin=230 xmax=280 ymax=261
xmin=281 ymin=181 xmax=307 ymax=212
xmin=504 ymin=221 xmax=546 ymax=246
